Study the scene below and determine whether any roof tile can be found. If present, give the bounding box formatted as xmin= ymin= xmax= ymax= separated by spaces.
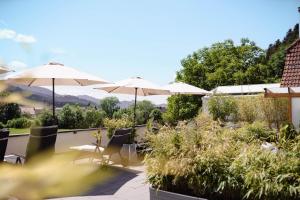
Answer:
xmin=280 ymin=39 xmax=300 ymax=87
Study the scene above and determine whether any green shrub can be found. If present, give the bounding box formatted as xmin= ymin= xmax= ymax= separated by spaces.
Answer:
xmin=230 ymin=145 xmax=300 ymax=200
xmin=58 ymin=104 xmax=84 ymax=129
xmin=84 ymin=107 xmax=106 ymax=128
xmin=113 ymin=108 xmax=131 ymax=119
xmin=131 ymin=100 xmax=156 ymax=124
xmin=0 ymin=122 xmax=6 ymax=129
xmin=100 ymin=97 xmax=120 ymax=118
xmin=145 ymin=113 xmax=300 ymax=199
xmin=103 ymin=117 xmax=133 ymax=139
xmin=208 ymin=96 xmax=238 ymax=121
xmin=260 ymin=97 xmax=288 ymax=130
xmin=0 ymin=103 xmax=21 ymax=123
xmin=31 ymin=118 xmax=41 ymax=127
xmin=236 ymin=96 xmax=261 ymax=123
xmin=7 ymin=117 xmax=32 ymax=128
xmin=279 ymin=123 xmax=298 ymax=144
xmin=38 ymin=110 xmax=57 ymax=126
xmin=163 ymin=95 xmax=201 ymax=125
xmin=149 ymin=108 xmax=163 ymax=123
xmin=236 ymin=122 xmax=277 ymax=143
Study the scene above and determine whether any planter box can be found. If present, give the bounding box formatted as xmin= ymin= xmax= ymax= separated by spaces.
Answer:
xmin=149 ymin=187 xmax=207 ymax=200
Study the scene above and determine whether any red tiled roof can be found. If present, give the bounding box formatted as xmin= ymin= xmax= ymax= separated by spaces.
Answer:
xmin=281 ymin=38 xmax=300 ymax=87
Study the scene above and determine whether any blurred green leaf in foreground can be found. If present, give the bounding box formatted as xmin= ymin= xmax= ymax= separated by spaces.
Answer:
xmin=0 ymin=152 xmax=114 ymax=200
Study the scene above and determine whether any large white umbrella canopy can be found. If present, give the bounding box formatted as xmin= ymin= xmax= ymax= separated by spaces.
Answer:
xmin=96 ymin=77 xmax=170 ymax=96
xmin=163 ymin=81 xmax=210 ymax=95
xmin=0 ymin=65 xmax=12 ymax=74
xmin=6 ymin=62 xmax=109 ymax=86
xmin=95 ymin=77 xmax=170 ymax=127
xmin=6 ymin=62 xmax=110 ymax=117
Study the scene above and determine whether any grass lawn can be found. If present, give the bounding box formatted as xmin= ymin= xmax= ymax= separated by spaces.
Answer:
xmin=9 ymin=128 xmax=72 ymax=135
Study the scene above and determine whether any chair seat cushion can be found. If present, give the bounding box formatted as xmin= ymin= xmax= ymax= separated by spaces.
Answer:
xmin=69 ymin=145 xmax=104 ymax=152
xmin=4 ymin=154 xmax=24 ymax=164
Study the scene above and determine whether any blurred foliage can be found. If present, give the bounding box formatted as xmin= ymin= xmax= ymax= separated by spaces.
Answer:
xmin=0 ymin=152 xmax=114 ymax=199
xmin=6 ymin=117 xmax=32 ymax=128
xmin=145 ymin=113 xmax=300 ymax=200
xmin=0 ymin=103 xmax=21 ymax=123
xmin=37 ymin=110 xmax=57 ymax=126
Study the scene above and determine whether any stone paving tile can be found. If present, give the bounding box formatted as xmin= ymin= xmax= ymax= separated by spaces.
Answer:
xmin=51 ymin=170 xmax=150 ymax=200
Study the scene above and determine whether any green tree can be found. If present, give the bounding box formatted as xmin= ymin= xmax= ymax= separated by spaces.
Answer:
xmin=265 ymin=24 xmax=299 ymax=82
xmin=58 ymin=104 xmax=84 ymax=129
xmin=163 ymin=95 xmax=201 ymax=125
xmin=38 ymin=110 xmax=57 ymax=126
xmin=100 ymin=97 xmax=120 ymax=118
xmin=132 ymin=100 xmax=155 ymax=124
xmin=84 ymin=107 xmax=106 ymax=128
xmin=0 ymin=103 xmax=21 ymax=123
xmin=176 ymin=38 xmax=267 ymax=90
xmin=149 ymin=108 xmax=163 ymax=123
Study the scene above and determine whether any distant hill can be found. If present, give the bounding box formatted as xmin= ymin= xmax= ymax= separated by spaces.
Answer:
xmin=7 ymin=84 xmax=98 ymax=107
xmin=6 ymin=84 xmax=167 ymax=108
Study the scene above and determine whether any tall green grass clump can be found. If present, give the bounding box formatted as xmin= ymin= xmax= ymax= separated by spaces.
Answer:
xmin=145 ymin=114 xmax=300 ymax=200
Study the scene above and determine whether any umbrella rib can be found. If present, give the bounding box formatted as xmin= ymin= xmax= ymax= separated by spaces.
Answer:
xmin=107 ymin=86 xmax=120 ymax=93
xmin=141 ymin=88 xmax=146 ymax=96
xmin=28 ymin=79 xmax=36 ymax=87
xmin=74 ymin=79 xmax=84 ymax=86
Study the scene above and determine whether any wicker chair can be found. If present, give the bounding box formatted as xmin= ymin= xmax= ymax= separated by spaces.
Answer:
xmin=5 ymin=126 xmax=58 ymax=164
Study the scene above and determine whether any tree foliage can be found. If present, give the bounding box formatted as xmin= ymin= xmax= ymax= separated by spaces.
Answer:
xmin=0 ymin=103 xmax=21 ymax=123
xmin=165 ymin=24 xmax=299 ymax=124
xmin=130 ymin=100 xmax=155 ymax=124
xmin=176 ymin=38 xmax=268 ymax=90
xmin=100 ymin=97 xmax=120 ymax=118
xmin=163 ymin=95 xmax=201 ymax=125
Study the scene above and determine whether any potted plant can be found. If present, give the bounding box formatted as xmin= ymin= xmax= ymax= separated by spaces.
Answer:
xmin=103 ymin=117 xmax=138 ymax=163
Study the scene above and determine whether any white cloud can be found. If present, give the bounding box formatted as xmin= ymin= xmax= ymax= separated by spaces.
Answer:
xmin=0 ymin=28 xmax=36 ymax=44
xmin=15 ymin=34 xmax=36 ymax=43
xmin=0 ymin=29 xmax=16 ymax=39
xmin=8 ymin=60 xmax=27 ymax=69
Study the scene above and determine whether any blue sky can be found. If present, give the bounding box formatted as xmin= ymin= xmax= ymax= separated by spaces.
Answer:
xmin=0 ymin=0 xmax=299 ymax=88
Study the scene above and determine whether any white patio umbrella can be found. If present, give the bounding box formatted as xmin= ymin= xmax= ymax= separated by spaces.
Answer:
xmin=95 ymin=77 xmax=170 ymax=127
xmin=6 ymin=62 xmax=110 ymax=117
xmin=0 ymin=65 xmax=12 ymax=74
xmin=163 ymin=81 xmax=210 ymax=95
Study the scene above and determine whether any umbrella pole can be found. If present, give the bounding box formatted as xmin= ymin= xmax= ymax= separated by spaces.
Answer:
xmin=133 ymin=87 xmax=137 ymax=128
xmin=52 ymin=78 xmax=55 ymax=117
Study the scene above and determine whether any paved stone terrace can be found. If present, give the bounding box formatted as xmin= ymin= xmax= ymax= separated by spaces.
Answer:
xmin=51 ymin=165 xmax=149 ymax=200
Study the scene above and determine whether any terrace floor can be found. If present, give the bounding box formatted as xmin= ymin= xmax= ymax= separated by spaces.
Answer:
xmin=51 ymin=165 xmax=149 ymax=200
